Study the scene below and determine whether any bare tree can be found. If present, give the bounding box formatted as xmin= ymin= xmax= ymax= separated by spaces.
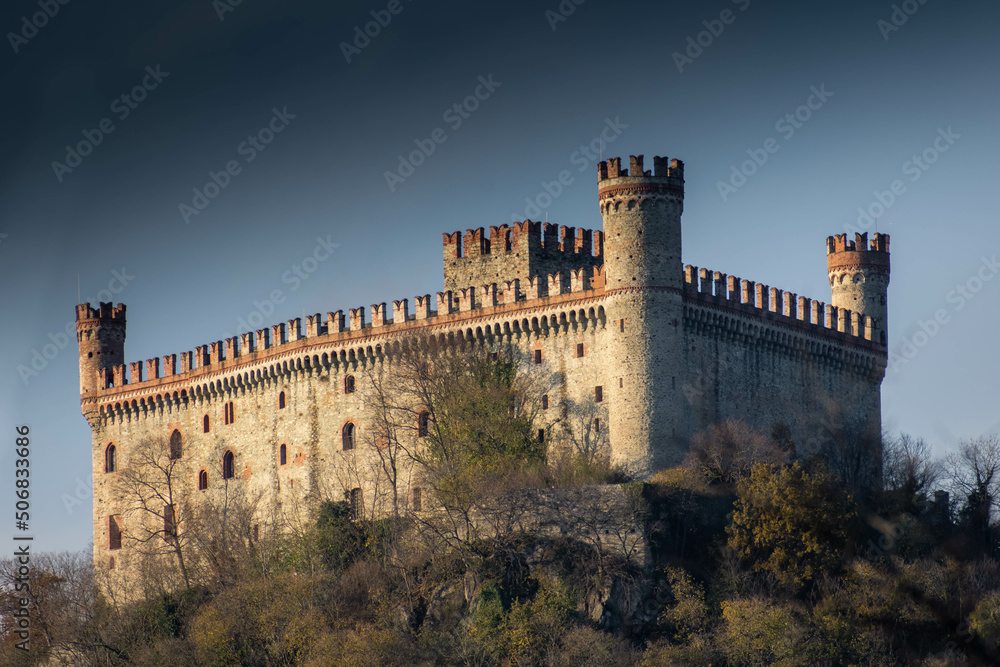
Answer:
xmin=684 ymin=419 xmax=789 ymax=486
xmin=947 ymin=434 xmax=1000 ymax=549
xmin=882 ymin=432 xmax=940 ymax=513
xmin=114 ymin=437 xmax=195 ymax=589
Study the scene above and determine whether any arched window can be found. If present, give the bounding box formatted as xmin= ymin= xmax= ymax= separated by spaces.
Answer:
xmin=342 ymin=423 xmax=355 ymax=450
xmin=279 ymin=444 xmax=287 ymax=465
xmin=198 ymin=470 xmax=208 ymax=491
xmin=224 ymin=401 xmax=235 ymax=425
xmin=417 ymin=411 xmax=430 ymax=437
xmin=279 ymin=392 xmax=286 ymax=409
xmin=203 ymin=415 xmax=210 ymax=433
xmin=344 ymin=375 xmax=355 ymax=394
xmin=169 ymin=430 xmax=182 ymax=459
xmin=105 ymin=444 xmax=117 ymax=473
xmin=222 ymin=451 xmax=235 ymax=479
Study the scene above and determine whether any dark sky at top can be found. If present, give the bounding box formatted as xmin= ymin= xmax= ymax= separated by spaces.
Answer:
xmin=1 ymin=0 xmax=998 ymax=551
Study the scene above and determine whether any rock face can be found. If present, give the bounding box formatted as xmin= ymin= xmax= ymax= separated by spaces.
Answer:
xmin=78 ymin=153 xmax=889 ymax=597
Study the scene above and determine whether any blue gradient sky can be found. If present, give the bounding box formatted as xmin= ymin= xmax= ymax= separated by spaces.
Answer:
xmin=2 ymin=0 xmax=998 ymax=552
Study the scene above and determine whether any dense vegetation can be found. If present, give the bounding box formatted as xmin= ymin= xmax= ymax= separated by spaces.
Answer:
xmin=2 ymin=351 xmax=999 ymax=666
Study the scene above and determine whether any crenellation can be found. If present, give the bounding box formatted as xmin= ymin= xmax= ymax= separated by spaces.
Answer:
xmin=163 ymin=354 xmax=176 ymax=377
xmin=489 ymin=225 xmax=511 ymax=252
xmin=113 ymin=364 xmax=127 ymax=387
xmin=755 ymin=284 xmax=767 ymax=310
xmin=146 ymin=358 xmax=159 ymax=380
xmin=548 ymin=272 xmax=564 ymax=296
xmin=798 ymin=296 xmax=809 ymax=322
xmin=503 ymin=280 xmax=520 ymax=304
xmin=543 ymin=223 xmax=559 ymax=249
xmin=811 ymin=301 xmax=823 ymax=326
xmin=464 ymin=227 xmax=487 ymax=257
xmin=741 ymin=279 xmax=754 ymax=306
xmin=305 ymin=314 xmax=323 ymax=337
xmin=349 ymin=308 xmax=365 ymax=331
xmin=713 ymin=271 xmax=726 ymax=299
xmin=436 ymin=291 xmax=455 ymax=315
xmin=287 ymin=319 xmax=302 ymax=341
xmin=769 ymin=288 xmax=781 ymax=314
xmin=195 ymin=345 xmax=210 ymax=368
xmin=727 ymin=276 xmax=739 ymax=303
xmin=210 ymin=341 xmax=224 ymax=364
xmin=393 ymin=299 xmax=409 ymax=323
xmin=458 ymin=288 xmax=475 ymax=312
xmin=480 ymin=284 xmax=497 ymax=307
xmin=226 ymin=337 xmax=239 ymax=360
xmin=525 ymin=276 xmax=543 ymax=300
xmin=129 ymin=361 xmax=143 ymax=384
xmin=414 ymin=296 xmax=431 ymax=320
xmin=571 ymin=268 xmax=588 ymax=293
xmin=371 ymin=303 xmax=388 ymax=326
xmin=783 ymin=292 xmax=796 ymax=318
xmin=698 ymin=268 xmax=711 ymax=295
xmin=256 ymin=328 xmax=271 ymax=351
xmin=272 ymin=323 xmax=287 ymax=345
xmin=327 ymin=311 xmax=345 ymax=334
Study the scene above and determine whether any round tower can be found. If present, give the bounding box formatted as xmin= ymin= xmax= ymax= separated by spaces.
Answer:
xmin=827 ymin=233 xmax=890 ymax=346
xmin=599 ymin=154 xmax=685 ymax=476
xmin=76 ymin=302 xmax=127 ymax=399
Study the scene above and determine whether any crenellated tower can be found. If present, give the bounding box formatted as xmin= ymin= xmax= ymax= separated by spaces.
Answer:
xmin=76 ymin=302 xmax=126 ymax=418
xmin=827 ymin=233 xmax=891 ymax=346
xmin=599 ymin=154 xmax=686 ymax=476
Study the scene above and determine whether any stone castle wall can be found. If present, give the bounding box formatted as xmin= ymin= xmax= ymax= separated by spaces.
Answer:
xmin=79 ymin=153 xmax=890 ymax=593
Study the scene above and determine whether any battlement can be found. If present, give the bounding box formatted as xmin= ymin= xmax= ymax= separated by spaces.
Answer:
xmin=443 ymin=221 xmax=603 ymax=260
xmin=682 ymin=264 xmax=884 ymax=348
xmin=84 ymin=264 xmax=608 ymax=395
xmin=826 ymin=232 xmax=890 ymax=255
xmin=76 ymin=302 xmax=127 ymax=322
xmin=827 ymin=233 xmax=891 ymax=273
xmin=597 ymin=155 xmax=684 ymax=183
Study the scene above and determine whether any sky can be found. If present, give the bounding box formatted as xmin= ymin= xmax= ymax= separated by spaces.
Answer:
xmin=1 ymin=0 xmax=998 ymax=553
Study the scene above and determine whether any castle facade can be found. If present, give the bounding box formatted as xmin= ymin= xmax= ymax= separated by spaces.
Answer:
xmin=77 ymin=154 xmax=890 ymax=587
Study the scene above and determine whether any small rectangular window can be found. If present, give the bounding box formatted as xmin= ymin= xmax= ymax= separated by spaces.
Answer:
xmin=349 ymin=488 xmax=362 ymax=520
xmin=541 ymin=395 xmax=549 ymax=410
xmin=412 ymin=488 xmax=422 ymax=512
xmin=595 ymin=386 xmax=603 ymax=403
xmin=537 ymin=429 xmax=545 ymax=443
xmin=619 ymin=378 xmax=623 ymax=388
xmin=576 ymin=343 xmax=584 ymax=358
xmin=252 ymin=524 xmax=259 ymax=542
xmin=594 ymin=418 xmax=600 ymax=434
xmin=109 ymin=515 xmax=122 ymax=550
xmin=620 ymin=318 xmax=625 ymax=332
xmin=533 ymin=350 xmax=542 ymax=364
xmin=163 ymin=504 xmax=176 ymax=541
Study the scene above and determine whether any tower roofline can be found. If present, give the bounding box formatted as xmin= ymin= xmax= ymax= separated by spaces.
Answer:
xmin=827 ymin=233 xmax=890 ymax=274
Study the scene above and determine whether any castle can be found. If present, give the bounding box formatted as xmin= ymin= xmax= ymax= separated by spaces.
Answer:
xmin=77 ymin=154 xmax=890 ymax=588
